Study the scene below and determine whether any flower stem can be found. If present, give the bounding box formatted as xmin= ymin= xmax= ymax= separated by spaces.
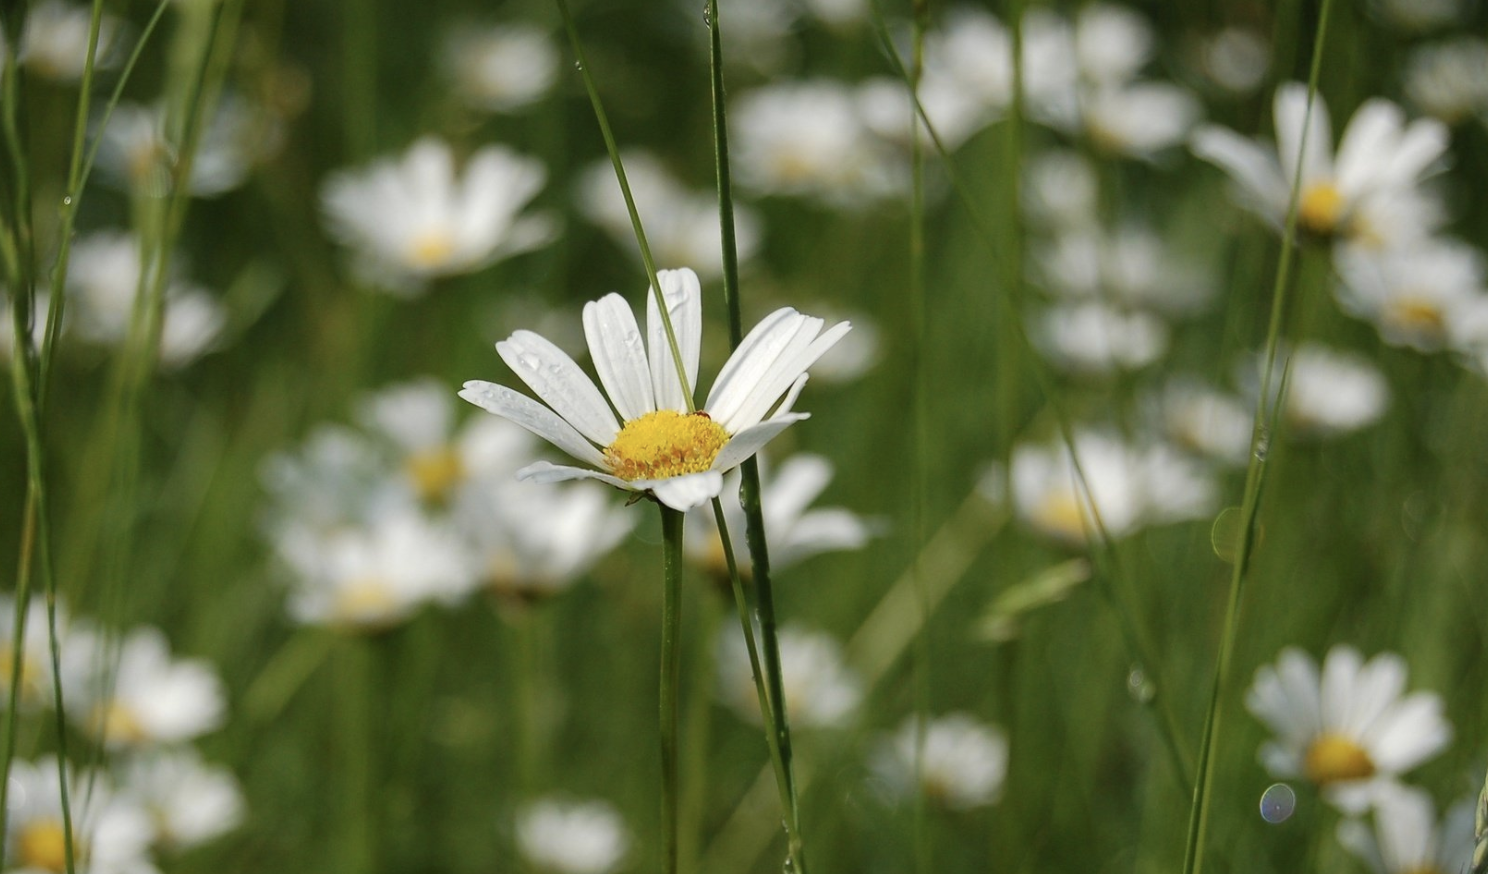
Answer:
xmin=1179 ymin=3 xmax=1335 ymax=874
xmin=659 ymin=506 xmax=686 ymax=874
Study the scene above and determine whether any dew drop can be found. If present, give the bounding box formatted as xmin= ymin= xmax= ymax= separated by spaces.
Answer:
xmin=1252 ymin=425 xmax=1269 ymax=462
xmin=1259 ymin=783 xmax=1295 ymax=823
xmin=1126 ymin=667 xmax=1155 ymax=703
xmin=702 ymin=5 xmax=711 ymax=26
xmin=573 ymin=60 xmax=583 ymax=72
xmin=61 ymin=196 xmax=72 ymax=206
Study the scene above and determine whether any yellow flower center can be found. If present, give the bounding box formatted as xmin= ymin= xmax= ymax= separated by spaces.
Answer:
xmin=1030 ymin=491 xmax=1090 ymax=542
xmin=1303 ymin=733 xmax=1375 ymax=785
xmin=406 ymin=445 xmax=465 ymax=503
xmin=603 ymin=410 xmax=729 ymax=482
xmin=0 ymin=651 xmax=42 ymax=702
xmin=334 ymin=578 xmax=399 ymax=626
xmin=93 ymin=701 xmax=148 ymax=746
xmin=1298 ymin=182 xmax=1345 ymax=237
xmin=18 ymin=819 xmax=75 ymax=873
xmin=1384 ymin=295 xmax=1446 ymax=342
xmin=408 ymin=232 xmax=457 ymax=269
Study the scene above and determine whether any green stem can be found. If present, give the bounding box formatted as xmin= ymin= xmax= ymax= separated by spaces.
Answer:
xmin=337 ymin=638 xmax=376 ymax=874
xmin=659 ymin=507 xmax=686 ymax=874
xmin=679 ymin=594 xmax=723 ymax=874
xmin=1179 ymin=4 xmax=1335 ymax=874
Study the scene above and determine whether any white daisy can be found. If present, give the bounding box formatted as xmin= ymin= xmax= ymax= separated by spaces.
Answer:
xmin=684 ymin=452 xmax=877 ymax=578
xmin=63 ymin=625 xmax=226 ymax=751
xmin=459 ymin=267 xmax=849 ymax=512
xmin=1147 ymin=378 xmax=1253 ymax=466
xmin=118 ymin=748 xmax=244 ymax=851
xmin=1023 ymin=149 xmax=1100 ymax=231
xmin=715 ymin=623 xmax=861 ymax=728
xmin=320 ymin=137 xmax=554 ymax=293
xmin=258 ymin=424 xmax=404 ymax=540
xmin=1034 ymin=301 xmax=1170 ymax=375
xmin=18 ymin=0 xmax=120 ymax=83
xmin=1337 ymin=784 xmax=1475 ymax=874
xmin=1335 ymin=238 xmax=1488 ymax=352
xmin=1196 ymin=27 xmax=1271 ymax=96
xmin=95 ymin=95 xmax=280 ymax=199
xmin=1035 ymin=225 xmax=1215 ymax=316
xmin=1404 ymin=39 xmax=1488 ymax=126
xmin=873 ymin=712 xmax=1009 ymax=811
xmin=515 ymin=799 xmax=628 ymax=874
xmin=4 ymin=757 xmax=156 ymax=874
xmin=0 ymin=595 xmax=67 ymax=710
xmin=1270 ymin=343 xmax=1390 ymax=438
xmin=1191 ymin=84 xmax=1449 ymax=243
xmin=1245 ymin=645 xmax=1452 ymax=813
xmin=442 ymin=23 xmax=559 ymax=113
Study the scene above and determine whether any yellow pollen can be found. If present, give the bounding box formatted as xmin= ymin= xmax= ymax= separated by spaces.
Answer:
xmin=406 ymin=445 xmax=465 ymax=503
xmin=93 ymin=701 xmax=148 ymax=746
xmin=1298 ymin=183 xmax=1345 ymax=236
xmin=1031 ymin=491 xmax=1090 ymax=543
xmin=18 ymin=820 xmax=74 ymax=873
xmin=1385 ymin=296 xmax=1446 ymax=341
xmin=1303 ymin=733 xmax=1375 ymax=785
xmin=407 ymin=232 xmax=457 ymax=269
xmin=603 ymin=410 xmax=729 ymax=482
xmin=334 ymin=578 xmax=400 ymax=627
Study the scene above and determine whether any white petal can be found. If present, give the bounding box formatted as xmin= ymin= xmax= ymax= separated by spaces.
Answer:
xmin=712 ymin=413 xmax=810 ymax=473
xmin=583 ymin=293 xmax=655 ymax=421
xmin=647 ymin=268 xmax=702 ymax=412
xmin=517 ymin=460 xmax=632 ymax=491
xmin=1191 ymin=126 xmax=1286 ymax=211
xmin=1335 ymin=99 xmax=1404 ymax=196
xmin=459 ymin=380 xmax=607 ymax=467
xmin=705 ymin=308 xmax=805 ymax=424
xmin=765 ymin=454 xmax=834 ymax=523
xmin=1275 ymin=82 xmax=1332 ymax=188
xmin=725 ymin=320 xmax=851 ymax=432
xmin=497 ymin=330 xmax=620 ymax=445
xmin=644 ymin=470 xmax=724 ymax=511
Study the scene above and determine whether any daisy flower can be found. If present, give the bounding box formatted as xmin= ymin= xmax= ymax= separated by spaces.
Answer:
xmin=441 ymin=23 xmax=559 ymax=114
xmin=715 ymin=624 xmax=861 ymax=728
xmin=873 ymin=713 xmax=1009 ymax=811
xmin=320 ymin=137 xmax=554 ymax=293
xmin=1335 ymin=238 xmax=1488 ymax=352
xmin=1404 ymin=38 xmax=1488 ymax=126
xmin=1245 ymin=645 xmax=1452 ymax=813
xmin=459 ymin=268 xmax=850 ymax=512
xmin=1191 ymin=84 xmax=1449 ymax=243
xmin=0 ymin=595 xmax=68 ymax=710
xmin=1147 ymin=378 xmax=1253 ymax=466
xmin=118 ymin=748 xmax=244 ymax=851
xmin=1035 ymin=224 xmax=1215 ymax=316
xmin=515 ymin=799 xmax=629 ymax=874
xmin=1337 ymin=784 xmax=1475 ymax=874
xmin=1033 ymin=301 xmax=1170 ymax=376
xmin=1273 ymin=344 xmax=1390 ymax=438
xmin=4 ymin=757 xmax=155 ymax=874
xmin=18 ymin=0 xmax=120 ymax=82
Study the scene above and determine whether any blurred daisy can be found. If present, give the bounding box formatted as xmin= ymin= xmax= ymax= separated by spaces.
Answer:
xmin=1148 ymin=378 xmax=1253 ymax=465
xmin=119 ymin=748 xmax=244 ymax=851
xmin=1035 ymin=225 xmax=1215 ymax=316
xmin=442 ymin=23 xmax=558 ymax=113
xmin=873 ymin=713 xmax=1009 ymax=810
xmin=1010 ymin=430 xmax=1216 ymax=545
xmin=259 ymin=424 xmax=403 ymax=539
xmin=0 ymin=595 xmax=67 ymax=710
xmin=1404 ymin=39 xmax=1488 ymax=126
xmin=1023 ymin=149 xmax=1099 ymax=230
xmin=1195 ymin=27 xmax=1270 ymax=96
xmin=0 ymin=291 xmax=51 ymax=364
xmin=1335 ymin=239 xmax=1488 ymax=352
xmin=808 ymin=308 xmax=880 ymax=383
xmin=684 ymin=452 xmax=877 ymax=579
xmin=64 ymin=625 xmax=226 ymax=750
xmin=715 ymin=624 xmax=861 ymax=728
xmin=321 ymin=137 xmax=554 ymax=293
xmin=730 ymin=81 xmax=898 ymax=205
xmin=1272 ymin=343 xmax=1389 ymax=438
xmin=1034 ymin=301 xmax=1170 ymax=375
xmin=1192 ymin=84 xmax=1449 ymax=243
xmin=460 ymin=267 xmax=849 ymax=511
xmin=1337 ymin=784 xmax=1475 ymax=874
xmin=4 ymin=757 xmax=155 ymax=874
xmin=96 ymin=95 xmax=280 ymax=198
xmin=1245 ymin=645 xmax=1451 ymax=813
xmin=66 ymin=231 xmax=226 ymax=368
xmin=575 ymin=152 xmax=761 ymax=281
xmin=18 ymin=0 xmax=120 ymax=82
xmin=515 ymin=799 xmax=628 ymax=874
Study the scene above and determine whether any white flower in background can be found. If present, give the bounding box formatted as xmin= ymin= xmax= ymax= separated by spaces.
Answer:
xmin=1272 ymin=343 xmax=1390 ymax=438
xmin=802 ymin=0 xmax=867 ymax=28
xmin=1191 ymin=84 xmax=1449 ymax=244
xmin=1081 ymin=83 xmax=1203 ymax=157
xmin=4 ymin=757 xmax=155 ymax=874
xmin=873 ymin=713 xmax=1008 ymax=810
xmin=684 ymin=453 xmax=877 ymax=578
xmin=1034 ymin=302 xmax=1170 ymax=375
xmin=1246 ymin=645 xmax=1452 ymax=813
xmin=63 ymin=625 xmax=225 ymax=750
xmin=1405 ymin=39 xmax=1488 ymax=126
xmin=515 ymin=799 xmax=628 ymax=874
xmin=1148 ymin=378 xmax=1253 ymax=465
xmin=1337 ymin=784 xmax=1475 ymax=874
xmin=856 ymin=74 xmax=992 ymax=154
xmin=575 ymin=152 xmax=761 ymax=281
xmin=321 ymin=137 xmax=554 ymax=293
xmin=1035 ymin=225 xmax=1215 ymax=316
xmin=1196 ymin=27 xmax=1270 ymax=95
xmin=96 ymin=95 xmax=280 ymax=198
xmin=259 ymin=424 xmax=404 ymax=540
xmin=277 ymin=508 xmax=476 ymax=631
xmin=0 ymin=595 xmax=67 ymax=710
xmin=1023 ymin=149 xmax=1099 ymax=230
xmin=460 ymin=268 xmax=849 ymax=512
xmin=1010 ymin=430 xmax=1215 ymax=545
xmin=715 ymin=624 xmax=861 ymax=728
xmin=18 ymin=0 xmax=120 ymax=82
xmin=119 ymin=748 xmax=244 ymax=851
xmin=1335 ymin=239 xmax=1488 ymax=352
xmin=730 ymin=81 xmax=898 ymax=205
xmin=0 ymin=291 xmax=51 ymax=363
xmin=809 ymin=307 xmax=880 ymax=383
xmin=442 ymin=23 xmax=558 ymax=113
xmin=66 ymin=231 xmax=226 ymax=368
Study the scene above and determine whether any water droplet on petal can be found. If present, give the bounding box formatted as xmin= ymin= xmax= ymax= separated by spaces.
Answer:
xmin=1126 ymin=667 xmax=1155 ymax=703
xmin=1259 ymin=783 xmax=1295 ymax=823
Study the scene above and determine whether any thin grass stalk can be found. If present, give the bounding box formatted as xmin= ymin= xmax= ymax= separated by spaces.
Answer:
xmin=659 ymin=507 xmax=686 ymax=874
xmin=863 ymin=0 xmax=1193 ymax=791
xmin=704 ymin=5 xmax=810 ymax=870
xmin=1179 ymin=3 xmax=1336 ymax=874
xmin=996 ymin=0 xmax=1025 ymax=463
xmin=337 ymin=639 xmax=375 ymax=874
xmin=553 ymin=0 xmax=694 ymax=408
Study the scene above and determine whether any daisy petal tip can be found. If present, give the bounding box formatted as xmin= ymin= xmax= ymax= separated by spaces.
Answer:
xmin=646 ymin=471 xmax=725 ymax=511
